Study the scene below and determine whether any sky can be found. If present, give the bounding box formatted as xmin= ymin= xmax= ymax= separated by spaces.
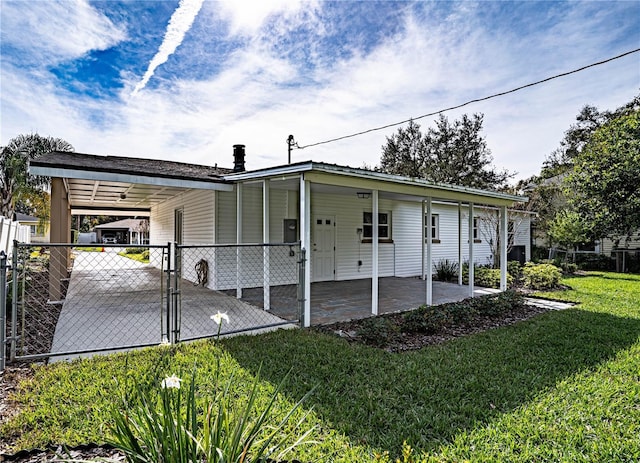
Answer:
xmin=1 ymin=0 xmax=639 ymax=184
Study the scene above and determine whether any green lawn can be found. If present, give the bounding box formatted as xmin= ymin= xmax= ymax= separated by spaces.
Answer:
xmin=3 ymin=272 xmax=640 ymax=462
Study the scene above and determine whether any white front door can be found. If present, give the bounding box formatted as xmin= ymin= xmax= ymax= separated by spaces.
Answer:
xmin=312 ymin=216 xmax=335 ymax=282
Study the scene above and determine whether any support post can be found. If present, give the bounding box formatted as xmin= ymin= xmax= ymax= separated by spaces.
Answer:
xmin=426 ymin=197 xmax=433 ymax=306
xmin=236 ymin=183 xmax=243 ymax=299
xmin=300 ymin=176 xmax=311 ymax=327
xmin=468 ymin=202 xmax=475 ymax=297
xmin=263 ymin=180 xmax=270 ymax=310
xmin=49 ymin=178 xmax=71 ymax=301
xmin=500 ymin=205 xmax=508 ymax=291
xmin=372 ymin=190 xmax=379 ymax=316
xmin=421 ymin=200 xmax=426 ymax=280
xmin=458 ymin=202 xmax=463 ymax=285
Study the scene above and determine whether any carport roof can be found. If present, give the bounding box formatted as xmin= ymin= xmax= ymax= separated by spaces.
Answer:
xmin=29 ymin=151 xmax=235 ymax=214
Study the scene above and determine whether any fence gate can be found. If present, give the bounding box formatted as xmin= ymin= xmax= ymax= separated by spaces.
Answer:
xmin=2 ymin=242 xmax=303 ymax=367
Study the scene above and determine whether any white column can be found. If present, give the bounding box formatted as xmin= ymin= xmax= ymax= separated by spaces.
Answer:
xmin=300 ymin=176 xmax=312 ymax=327
xmin=372 ymin=190 xmax=379 ymax=316
xmin=426 ymin=197 xmax=433 ymax=306
xmin=458 ymin=202 xmax=463 ymax=285
xmin=500 ymin=205 xmax=508 ymax=291
xmin=468 ymin=202 xmax=475 ymax=298
xmin=236 ymin=183 xmax=243 ymax=299
xmin=421 ymin=200 xmax=426 ymax=280
xmin=263 ymin=180 xmax=271 ymax=310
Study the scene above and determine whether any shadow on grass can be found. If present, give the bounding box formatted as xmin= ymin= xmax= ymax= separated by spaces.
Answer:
xmin=222 ymin=308 xmax=640 ymax=455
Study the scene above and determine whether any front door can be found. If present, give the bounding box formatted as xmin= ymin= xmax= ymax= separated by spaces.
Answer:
xmin=312 ymin=216 xmax=335 ymax=281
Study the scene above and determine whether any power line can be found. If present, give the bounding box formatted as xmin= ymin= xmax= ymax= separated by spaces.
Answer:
xmin=296 ymin=48 xmax=640 ymax=150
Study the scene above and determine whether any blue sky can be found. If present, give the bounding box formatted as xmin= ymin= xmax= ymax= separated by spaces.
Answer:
xmin=1 ymin=0 xmax=638 ymax=182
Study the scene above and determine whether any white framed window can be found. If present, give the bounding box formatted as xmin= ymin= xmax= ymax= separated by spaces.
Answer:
xmin=363 ymin=211 xmax=391 ymax=241
xmin=424 ymin=214 xmax=440 ymax=242
xmin=473 ymin=217 xmax=480 ymax=241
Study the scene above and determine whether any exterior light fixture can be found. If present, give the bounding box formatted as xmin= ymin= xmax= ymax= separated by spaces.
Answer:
xmin=356 ymin=192 xmax=371 ymax=199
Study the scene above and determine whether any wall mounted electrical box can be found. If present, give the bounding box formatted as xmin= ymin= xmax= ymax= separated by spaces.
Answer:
xmin=284 ymin=219 xmax=298 ymax=243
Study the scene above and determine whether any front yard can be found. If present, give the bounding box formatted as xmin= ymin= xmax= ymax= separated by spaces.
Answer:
xmin=2 ymin=272 xmax=639 ymax=462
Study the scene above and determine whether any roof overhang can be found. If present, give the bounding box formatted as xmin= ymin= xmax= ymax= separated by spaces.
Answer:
xmin=30 ymin=152 xmax=233 ymax=212
xmin=225 ymin=161 xmax=527 ymax=207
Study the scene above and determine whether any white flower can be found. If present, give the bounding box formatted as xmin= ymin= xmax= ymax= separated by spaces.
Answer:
xmin=161 ymin=375 xmax=182 ymax=389
xmin=210 ymin=311 xmax=230 ymax=325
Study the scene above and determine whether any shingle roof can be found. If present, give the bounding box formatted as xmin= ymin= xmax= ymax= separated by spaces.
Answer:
xmin=30 ymin=151 xmax=233 ymax=183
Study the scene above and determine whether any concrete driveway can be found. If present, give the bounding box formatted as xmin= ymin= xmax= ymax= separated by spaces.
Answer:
xmin=50 ymin=249 xmax=292 ymax=359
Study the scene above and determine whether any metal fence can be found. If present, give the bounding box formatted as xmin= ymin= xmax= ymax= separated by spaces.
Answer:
xmin=1 ymin=242 xmax=303 ymax=367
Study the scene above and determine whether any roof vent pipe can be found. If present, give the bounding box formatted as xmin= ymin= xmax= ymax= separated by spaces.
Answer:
xmin=233 ymin=144 xmax=246 ymax=172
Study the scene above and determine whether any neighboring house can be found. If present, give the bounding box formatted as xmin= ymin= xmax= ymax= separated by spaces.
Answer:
xmin=30 ymin=147 xmax=529 ymax=326
xmin=15 ymin=212 xmax=49 ymax=243
xmin=94 ymin=218 xmax=150 ymax=244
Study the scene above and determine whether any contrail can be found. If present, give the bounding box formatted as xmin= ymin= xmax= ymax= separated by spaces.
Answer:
xmin=132 ymin=0 xmax=204 ymax=95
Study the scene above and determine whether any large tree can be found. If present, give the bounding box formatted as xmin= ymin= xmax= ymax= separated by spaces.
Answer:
xmin=1 ymin=133 xmax=74 ymax=218
xmin=568 ymin=108 xmax=640 ymax=243
xmin=379 ymin=114 xmax=512 ymax=189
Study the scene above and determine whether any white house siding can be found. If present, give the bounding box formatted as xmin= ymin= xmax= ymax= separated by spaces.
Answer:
xmin=600 ymin=233 xmax=640 ymax=254
xmin=149 ymin=189 xmax=216 ymax=278
xmin=212 ymin=186 xmax=297 ymax=290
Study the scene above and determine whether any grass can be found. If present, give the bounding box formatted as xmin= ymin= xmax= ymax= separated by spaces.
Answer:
xmin=2 ymin=272 xmax=640 ymax=461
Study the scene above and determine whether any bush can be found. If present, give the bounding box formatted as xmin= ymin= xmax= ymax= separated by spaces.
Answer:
xmin=575 ymin=253 xmax=615 ymax=271
xmin=562 ymin=262 xmax=578 ymax=274
xmin=434 ymin=259 xmax=459 ymax=282
xmin=469 ymin=290 xmax=525 ymax=317
xmin=402 ymin=305 xmax=452 ymax=334
xmin=125 ymin=247 xmax=146 ymax=254
xmin=443 ymin=301 xmax=477 ymax=325
xmin=522 ymin=262 xmax=562 ymax=289
xmin=462 ymin=264 xmax=514 ymax=289
xmin=356 ymin=317 xmax=400 ymax=347
xmin=507 ymin=260 xmax=522 ymax=280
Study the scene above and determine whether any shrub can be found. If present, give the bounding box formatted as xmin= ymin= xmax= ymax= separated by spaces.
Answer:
xmin=522 ymin=262 xmax=562 ymax=289
xmin=443 ymin=301 xmax=477 ymax=325
xmin=125 ymin=247 xmax=146 ymax=254
xmin=402 ymin=305 xmax=452 ymax=334
xmin=562 ymin=262 xmax=578 ymax=274
xmin=469 ymin=290 xmax=524 ymax=317
xmin=434 ymin=259 xmax=459 ymax=282
xmin=462 ymin=264 xmax=514 ymax=289
xmin=141 ymin=249 xmax=150 ymax=260
xmin=356 ymin=317 xmax=400 ymax=347
xmin=507 ymin=260 xmax=522 ymax=280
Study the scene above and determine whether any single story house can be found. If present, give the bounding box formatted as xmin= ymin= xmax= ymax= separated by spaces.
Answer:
xmin=15 ymin=212 xmax=49 ymax=243
xmin=94 ymin=218 xmax=150 ymax=244
xmin=30 ymin=146 xmax=529 ymax=326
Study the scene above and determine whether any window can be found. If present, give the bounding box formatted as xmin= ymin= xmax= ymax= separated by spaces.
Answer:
xmin=363 ymin=211 xmax=390 ymax=240
xmin=473 ymin=217 xmax=479 ymax=240
xmin=424 ymin=214 xmax=440 ymax=242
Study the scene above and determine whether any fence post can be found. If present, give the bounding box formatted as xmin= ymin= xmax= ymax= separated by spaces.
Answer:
xmin=164 ymin=243 xmax=172 ymax=344
xmin=297 ymin=248 xmax=306 ymax=326
xmin=172 ymin=244 xmax=181 ymax=343
xmin=10 ymin=243 xmax=18 ymax=362
xmin=0 ymin=251 xmax=7 ymax=371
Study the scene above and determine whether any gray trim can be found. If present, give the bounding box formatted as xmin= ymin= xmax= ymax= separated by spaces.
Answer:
xmin=30 ymin=166 xmax=233 ymax=191
xmin=224 ymin=161 xmax=526 ymax=203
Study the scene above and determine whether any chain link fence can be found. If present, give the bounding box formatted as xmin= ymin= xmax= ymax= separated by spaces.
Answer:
xmin=175 ymin=243 xmax=303 ymax=342
xmin=2 ymin=242 xmax=303 ymax=366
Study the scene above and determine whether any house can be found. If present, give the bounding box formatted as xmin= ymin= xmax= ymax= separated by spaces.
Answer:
xmin=15 ymin=212 xmax=49 ymax=243
xmin=93 ymin=218 xmax=150 ymax=244
xmin=30 ymin=146 xmax=529 ymax=326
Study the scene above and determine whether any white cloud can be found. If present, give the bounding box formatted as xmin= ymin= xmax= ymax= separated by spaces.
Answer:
xmin=214 ymin=0 xmax=312 ymax=36
xmin=132 ymin=0 xmax=205 ymax=95
xmin=0 ymin=0 xmax=126 ymax=64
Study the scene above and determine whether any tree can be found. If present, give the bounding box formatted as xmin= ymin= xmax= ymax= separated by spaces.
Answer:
xmin=379 ymin=114 xmax=512 ymax=189
xmin=568 ymin=109 xmax=640 ymax=243
xmin=547 ymin=210 xmax=591 ymax=260
xmin=0 ymin=133 xmax=74 ymax=218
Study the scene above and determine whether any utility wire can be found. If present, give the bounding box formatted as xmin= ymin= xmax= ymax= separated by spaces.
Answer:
xmin=296 ymin=48 xmax=640 ymax=150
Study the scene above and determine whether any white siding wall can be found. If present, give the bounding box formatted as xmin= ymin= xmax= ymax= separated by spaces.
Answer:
xmin=600 ymin=233 xmax=640 ymax=254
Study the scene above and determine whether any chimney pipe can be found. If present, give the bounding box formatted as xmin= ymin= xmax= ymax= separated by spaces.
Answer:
xmin=233 ymin=144 xmax=246 ymax=172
